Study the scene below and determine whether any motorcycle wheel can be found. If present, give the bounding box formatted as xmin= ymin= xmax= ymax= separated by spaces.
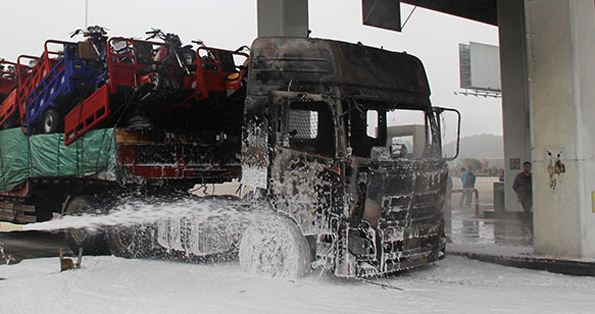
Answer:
xmin=42 ymin=109 xmax=62 ymax=134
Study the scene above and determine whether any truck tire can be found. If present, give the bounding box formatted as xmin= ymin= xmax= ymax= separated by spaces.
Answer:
xmin=239 ymin=215 xmax=311 ymax=279
xmin=42 ymin=108 xmax=61 ymax=134
xmin=64 ymin=196 xmax=109 ymax=255
xmin=107 ymin=224 xmax=164 ymax=259
xmin=107 ymin=225 xmax=135 ymax=258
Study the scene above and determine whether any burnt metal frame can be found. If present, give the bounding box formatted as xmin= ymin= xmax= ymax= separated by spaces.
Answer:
xmin=263 ymin=90 xmax=448 ymax=277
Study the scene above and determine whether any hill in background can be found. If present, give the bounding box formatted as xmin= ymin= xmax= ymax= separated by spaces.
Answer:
xmin=445 ymin=134 xmax=503 ymax=159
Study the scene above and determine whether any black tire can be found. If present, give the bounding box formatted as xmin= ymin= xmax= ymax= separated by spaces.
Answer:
xmin=42 ymin=108 xmax=62 ymax=134
xmin=64 ymin=196 xmax=110 ymax=255
xmin=239 ymin=215 xmax=311 ymax=279
xmin=107 ymin=225 xmax=135 ymax=258
xmin=107 ymin=223 xmax=164 ymax=259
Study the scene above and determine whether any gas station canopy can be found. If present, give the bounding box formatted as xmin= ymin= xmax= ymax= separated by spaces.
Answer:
xmin=401 ymin=0 xmax=497 ymax=25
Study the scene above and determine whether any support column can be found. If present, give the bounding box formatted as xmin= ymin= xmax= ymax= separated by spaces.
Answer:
xmin=257 ymin=0 xmax=309 ymax=37
xmin=498 ymin=0 xmax=531 ymax=213
xmin=527 ymin=0 xmax=595 ymax=258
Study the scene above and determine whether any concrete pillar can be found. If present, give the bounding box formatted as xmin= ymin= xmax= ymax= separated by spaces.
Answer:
xmin=257 ymin=0 xmax=309 ymax=37
xmin=498 ymin=0 xmax=532 ymax=213
xmin=527 ymin=0 xmax=595 ymax=258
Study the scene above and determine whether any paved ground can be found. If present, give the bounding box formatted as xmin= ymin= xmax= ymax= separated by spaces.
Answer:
xmin=447 ymin=176 xmax=595 ymax=276
xmin=3 ymin=178 xmax=594 ymax=313
xmin=451 ymin=175 xmax=501 ymax=209
xmin=446 ymin=176 xmax=533 ymax=245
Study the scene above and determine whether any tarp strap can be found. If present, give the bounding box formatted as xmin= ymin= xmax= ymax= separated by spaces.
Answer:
xmin=56 ymin=133 xmax=61 ymax=177
xmin=0 ymin=131 xmax=8 ymax=193
xmin=95 ymin=129 xmax=105 ymax=178
xmin=26 ymin=129 xmax=32 ymax=178
xmin=75 ymin=130 xmax=81 ymax=177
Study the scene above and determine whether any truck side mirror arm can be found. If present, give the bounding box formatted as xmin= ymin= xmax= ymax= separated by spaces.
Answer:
xmin=433 ymin=107 xmax=461 ymax=161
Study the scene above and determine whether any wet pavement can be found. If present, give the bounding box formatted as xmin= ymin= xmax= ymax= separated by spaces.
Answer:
xmin=448 ymin=176 xmax=533 ymax=248
xmin=449 ymin=206 xmax=533 ymax=247
xmin=446 ymin=200 xmax=595 ymax=276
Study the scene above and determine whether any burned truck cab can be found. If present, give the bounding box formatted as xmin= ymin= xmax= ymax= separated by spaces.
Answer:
xmin=241 ymin=37 xmax=459 ymax=278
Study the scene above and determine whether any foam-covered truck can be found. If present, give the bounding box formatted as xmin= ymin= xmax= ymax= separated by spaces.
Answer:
xmin=0 ymin=36 xmax=459 ymax=278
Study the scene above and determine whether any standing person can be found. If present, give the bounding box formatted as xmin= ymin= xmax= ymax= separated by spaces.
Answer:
xmin=459 ymin=167 xmax=468 ymax=207
xmin=463 ymin=165 xmax=476 ymax=207
xmin=513 ymin=161 xmax=533 ymax=228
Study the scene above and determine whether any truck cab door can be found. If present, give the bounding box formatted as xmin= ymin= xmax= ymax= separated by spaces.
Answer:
xmin=267 ymin=92 xmax=342 ymax=235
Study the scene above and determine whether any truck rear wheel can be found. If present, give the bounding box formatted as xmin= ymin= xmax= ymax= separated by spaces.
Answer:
xmin=107 ymin=226 xmax=135 ymax=258
xmin=107 ymin=224 xmax=164 ymax=258
xmin=64 ymin=196 xmax=109 ymax=255
xmin=239 ymin=215 xmax=311 ymax=279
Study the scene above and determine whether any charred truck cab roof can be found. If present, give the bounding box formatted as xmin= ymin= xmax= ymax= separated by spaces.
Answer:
xmin=242 ymin=37 xmax=451 ymax=278
xmin=246 ymin=37 xmax=432 ymax=107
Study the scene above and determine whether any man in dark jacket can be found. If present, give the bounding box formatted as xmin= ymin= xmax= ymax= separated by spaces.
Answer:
xmin=513 ymin=161 xmax=533 ymax=227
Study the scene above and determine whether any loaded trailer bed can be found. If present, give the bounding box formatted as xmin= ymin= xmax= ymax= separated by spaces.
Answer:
xmin=0 ymin=127 xmax=241 ymax=223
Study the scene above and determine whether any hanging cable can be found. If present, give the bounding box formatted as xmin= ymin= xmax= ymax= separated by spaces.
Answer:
xmin=401 ymin=6 xmax=418 ymax=31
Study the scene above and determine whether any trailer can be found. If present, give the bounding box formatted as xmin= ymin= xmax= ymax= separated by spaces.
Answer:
xmin=0 ymin=36 xmax=459 ymax=278
xmin=0 ymin=126 xmax=241 ymax=252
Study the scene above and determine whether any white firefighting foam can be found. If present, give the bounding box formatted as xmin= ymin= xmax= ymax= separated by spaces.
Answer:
xmin=21 ymin=197 xmax=257 ymax=233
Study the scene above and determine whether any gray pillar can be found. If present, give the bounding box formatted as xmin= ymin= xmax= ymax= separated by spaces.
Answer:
xmin=527 ymin=0 xmax=595 ymax=258
xmin=498 ymin=0 xmax=531 ymax=213
xmin=257 ymin=0 xmax=309 ymax=37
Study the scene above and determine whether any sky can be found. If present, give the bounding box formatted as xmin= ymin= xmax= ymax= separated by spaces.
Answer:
xmin=0 ymin=0 xmax=501 ymax=137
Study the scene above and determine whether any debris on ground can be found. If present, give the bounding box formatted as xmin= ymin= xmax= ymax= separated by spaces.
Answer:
xmin=0 ymin=241 xmax=15 ymax=265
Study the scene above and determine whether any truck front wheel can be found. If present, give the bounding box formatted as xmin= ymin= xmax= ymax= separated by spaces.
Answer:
xmin=64 ymin=196 xmax=109 ymax=255
xmin=239 ymin=215 xmax=311 ymax=279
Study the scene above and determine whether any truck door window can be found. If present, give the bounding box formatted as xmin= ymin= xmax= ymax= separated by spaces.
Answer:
xmin=387 ymin=109 xmax=431 ymax=158
xmin=366 ymin=110 xmax=379 ymax=139
xmin=289 ymin=110 xmax=319 ymax=139
xmin=349 ymin=106 xmax=386 ymax=158
xmin=286 ymin=101 xmax=335 ymax=157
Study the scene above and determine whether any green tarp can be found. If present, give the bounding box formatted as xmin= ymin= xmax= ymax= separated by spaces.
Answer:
xmin=0 ymin=128 xmax=30 ymax=193
xmin=0 ymin=128 xmax=117 ymax=193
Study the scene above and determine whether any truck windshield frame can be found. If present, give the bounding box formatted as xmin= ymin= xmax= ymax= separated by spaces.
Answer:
xmin=345 ymin=99 xmax=440 ymax=159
